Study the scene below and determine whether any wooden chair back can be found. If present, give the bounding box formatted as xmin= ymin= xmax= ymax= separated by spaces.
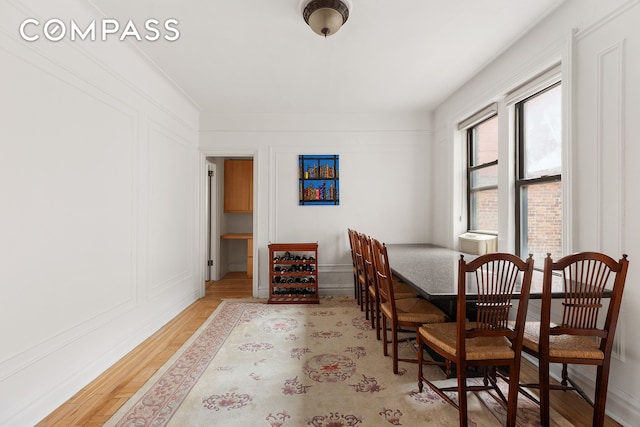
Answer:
xmin=360 ymin=233 xmax=375 ymax=290
xmin=541 ymin=252 xmax=629 ymax=350
xmin=347 ymin=229 xmax=359 ymax=274
xmin=353 ymin=231 xmax=367 ymax=297
xmin=371 ymin=238 xmax=396 ymax=310
xmin=457 ymin=253 xmax=534 ymax=358
xmin=347 ymin=228 xmax=358 ymax=297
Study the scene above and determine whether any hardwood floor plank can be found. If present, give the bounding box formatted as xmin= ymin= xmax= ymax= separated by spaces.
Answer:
xmin=36 ymin=274 xmax=251 ymax=427
xmin=37 ymin=274 xmax=620 ymax=426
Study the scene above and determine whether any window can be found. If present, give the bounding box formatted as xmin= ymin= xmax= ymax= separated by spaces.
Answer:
xmin=467 ymin=114 xmax=498 ymax=233
xmin=515 ymin=82 xmax=562 ymax=265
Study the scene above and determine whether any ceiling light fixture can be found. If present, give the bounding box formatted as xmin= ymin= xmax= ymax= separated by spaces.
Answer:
xmin=303 ymin=0 xmax=349 ymax=37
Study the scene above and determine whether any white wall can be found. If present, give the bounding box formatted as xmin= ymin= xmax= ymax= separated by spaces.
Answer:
xmin=0 ymin=1 xmax=200 ymax=425
xmin=200 ymin=112 xmax=432 ymax=298
xmin=6 ymin=0 xmax=636 ymax=424
xmin=431 ymin=0 xmax=640 ymax=424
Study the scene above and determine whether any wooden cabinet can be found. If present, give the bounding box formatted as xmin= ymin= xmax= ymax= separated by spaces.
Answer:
xmin=224 ymin=159 xmax=253 ymax=213
xmin=268 ymin=243 xmax=318 ymax=304
xmin=247 ymin=237 xmax=253 ymax=278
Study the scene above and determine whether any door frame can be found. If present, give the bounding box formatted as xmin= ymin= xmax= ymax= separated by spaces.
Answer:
xmin=207 ymin=161 xmax=218 ymax=281
xmin=199 ymin=150 xmax=258 ymax=297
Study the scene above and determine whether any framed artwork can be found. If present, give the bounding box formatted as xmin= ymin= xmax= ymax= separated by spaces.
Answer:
xmin=298 ymin=154 xmax=339 ymax=205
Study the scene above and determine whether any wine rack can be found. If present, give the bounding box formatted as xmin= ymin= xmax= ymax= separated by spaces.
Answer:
xmin=268 ymin=243 xmax=319 ymax=304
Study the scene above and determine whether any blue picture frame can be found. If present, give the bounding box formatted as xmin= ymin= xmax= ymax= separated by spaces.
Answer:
xmin=298 ymin=155 xmax=339 ymax=205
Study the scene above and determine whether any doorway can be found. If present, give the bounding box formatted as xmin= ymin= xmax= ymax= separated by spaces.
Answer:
xmin=206 ymin=156 xmax=255 ymax=284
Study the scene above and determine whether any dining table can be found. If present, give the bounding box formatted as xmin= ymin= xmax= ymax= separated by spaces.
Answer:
xmin=384 ymin=243 xmax=608 ymax=319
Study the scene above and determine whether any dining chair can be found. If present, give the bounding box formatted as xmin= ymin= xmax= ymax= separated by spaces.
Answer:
xmin=358 ymin=232 xmax=374 ymax=321
xmin=371 ymin=238 xmax=448 ymax=374
xmin=519 ymin=252 xmax=629 ymax=427
xmin=417 ymin=252 xmax=534 ymax=427
xmin=353 ymin=231 xmax=370 ymax=313
xmin=347 ymin=228 xmax=362 ymax=304
xmin=361 ymin=233 xmax=417 ymax=339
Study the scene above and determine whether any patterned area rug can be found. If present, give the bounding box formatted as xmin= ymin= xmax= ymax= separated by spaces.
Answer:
xmin=105 ymin=297 xmax=570 ymax=426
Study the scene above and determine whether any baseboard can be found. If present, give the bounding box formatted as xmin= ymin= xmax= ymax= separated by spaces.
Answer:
xmin=604 ymin=386 xmax=640 ymax=425
xmin=319 ymin=287 xmax=353 ymax=297
xmin=522 ymin=353 xmax=640 ymax=425
xmin=568 ymin=364 xmax=640 ymax=425
xmin=3 ymin=288 xmax=201 ymax=427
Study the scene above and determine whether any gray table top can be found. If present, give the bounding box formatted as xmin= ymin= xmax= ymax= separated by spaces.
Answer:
xmin=385 ymin=243 xmax=550 ymax=300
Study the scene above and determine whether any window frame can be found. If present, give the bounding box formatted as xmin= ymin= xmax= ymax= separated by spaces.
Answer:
xmin=514 ymin=81 xmax=562 ymax=259
xmin=466 ymin=114 xmax=499 ymax=234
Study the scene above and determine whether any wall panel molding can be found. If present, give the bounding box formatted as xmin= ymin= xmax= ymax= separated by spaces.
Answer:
xmin=596 ymin=39 xmax=627 ymax=362
xmin=595 ymin=40 xmax=626 ymax=257
xmin=2 ymin=0 xmax=198 ymax=133
xmin=1 ymin=2 xmax=200 ymax=425
xmin=147 ymin=119 xmax=194 ymax=297
xmin=575 ymin=0 xmax=640 ymax=41
xmin=0 ymin=46 xmax=140 ymax=381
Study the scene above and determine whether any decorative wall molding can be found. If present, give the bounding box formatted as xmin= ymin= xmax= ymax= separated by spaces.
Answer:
xmin=595 ymin=40 xmax=626 ymax=258
xmin=561 ymin=30 xmax=575 ymax=256
xmin=199 ymin=112 xmax=432 ymax=133
xmin=595 ymin=39 xmax=627 ymax=367
xmin=147 ymin=120 xmax=195 ymax=297
xmin=1 ymin=2 xmax=200 ymax=425
xmin=575 ymin=0 xmax=640 ymax=41
xmin=0 ymin=48 xmax=140 ymax=381
xmin=2 ymin=0 xmax=199 ymax=132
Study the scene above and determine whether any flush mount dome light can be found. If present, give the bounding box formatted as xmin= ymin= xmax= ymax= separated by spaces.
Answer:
xmin=303 ymin=0 xmax=349 ymax=37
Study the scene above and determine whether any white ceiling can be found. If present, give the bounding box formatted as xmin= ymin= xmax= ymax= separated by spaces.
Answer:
xmin=89 ymin=0 xmax=565 ymax=115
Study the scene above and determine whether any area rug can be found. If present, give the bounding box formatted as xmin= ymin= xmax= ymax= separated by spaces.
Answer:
xmin=105 ymin=297 xmax=570 ymax=426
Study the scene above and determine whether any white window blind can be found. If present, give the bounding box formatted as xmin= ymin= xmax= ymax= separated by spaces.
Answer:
xmin=505 ymin=63 xmax=561 ymax=106
xmin=458 ymin=103 xmax=498 ymax=130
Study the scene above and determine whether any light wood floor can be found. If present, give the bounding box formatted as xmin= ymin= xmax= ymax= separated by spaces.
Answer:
xmin=38 ymin=273 xmax=620 ymax=426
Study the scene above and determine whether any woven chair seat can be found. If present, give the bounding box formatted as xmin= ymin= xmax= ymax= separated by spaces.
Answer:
xmin=381 ymin=298 xmax=447 ymax=324
xmin=369 ymin=281 xmax=416 ymax=300
xmin=522 ymin=322 xmax=604 ymax=360
xmin=420 ymin=322 xmax=514 ymax=361
xmin=392 ymin=282 xmax=418 ymax=299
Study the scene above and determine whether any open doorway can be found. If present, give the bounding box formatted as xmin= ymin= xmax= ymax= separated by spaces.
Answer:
xmin=206 ymin=156 xmax=254 ymax=284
